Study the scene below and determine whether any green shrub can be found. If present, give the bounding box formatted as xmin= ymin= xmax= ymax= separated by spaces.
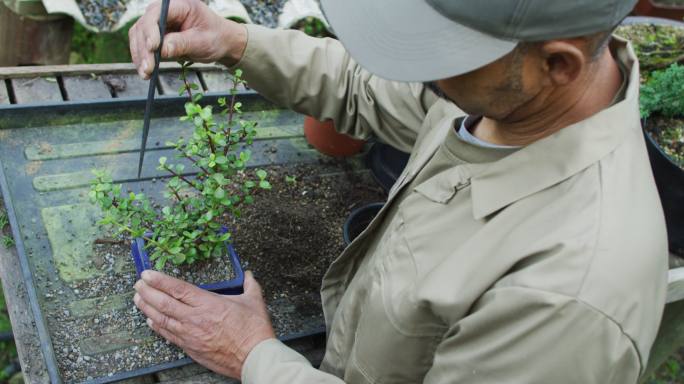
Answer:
xmin=640 ymin=63 xmax=684 ymax=119
xmin=90 ymin=63 xmax=269 ymax=269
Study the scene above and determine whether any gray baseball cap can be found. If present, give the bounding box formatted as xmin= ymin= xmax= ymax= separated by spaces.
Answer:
xmin=320 ymin=0 xmax=637 ymax=82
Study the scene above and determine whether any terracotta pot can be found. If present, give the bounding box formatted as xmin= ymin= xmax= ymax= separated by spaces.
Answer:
xmin=303 ymin=116 xmax=365 ymax=157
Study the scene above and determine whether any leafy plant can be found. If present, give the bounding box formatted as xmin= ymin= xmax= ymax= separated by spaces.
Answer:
xmin=293 ymin=17 xmax=333 ymax=38
xmin=640 ymin=63 xmax=684 ymax=119
xmin=1 ymin=236 xmax=13 ymax=249
xmin=90 ymin=63 xmax=270 ymax=269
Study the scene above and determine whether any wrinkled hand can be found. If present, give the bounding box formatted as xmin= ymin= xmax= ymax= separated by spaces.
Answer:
xmin=129 ymin=0 xmax=247 ymax=79
xmin=133 ymin=270 xmax=275 ymax=379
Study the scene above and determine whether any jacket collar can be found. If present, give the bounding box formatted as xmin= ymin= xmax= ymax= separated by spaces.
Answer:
xmin=467 ymin=38 xmax=641 ymax=220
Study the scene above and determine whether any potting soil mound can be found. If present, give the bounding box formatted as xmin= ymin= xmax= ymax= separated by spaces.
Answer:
xmin=46 ymin=161 xmax=385 ymax=383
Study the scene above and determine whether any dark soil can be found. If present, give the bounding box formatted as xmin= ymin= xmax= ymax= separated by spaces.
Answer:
xmin=228 ymin=162 xmax=385 ymax=335
xmin=645 ymin=116 xmax=684 ymax=168
xmin=46 ymin=161 xmax=385 ymax=383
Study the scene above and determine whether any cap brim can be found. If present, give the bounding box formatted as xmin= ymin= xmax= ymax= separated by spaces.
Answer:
xmin=320 ymin=0 xmax=518 ymax=82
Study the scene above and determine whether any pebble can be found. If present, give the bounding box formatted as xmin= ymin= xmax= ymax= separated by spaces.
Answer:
xmin=240 ymin=0 xmax=288 ymax=28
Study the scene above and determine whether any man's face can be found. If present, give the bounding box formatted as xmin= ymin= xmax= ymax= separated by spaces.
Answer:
xmin=425 ymin=46 xmax=544 ymax=121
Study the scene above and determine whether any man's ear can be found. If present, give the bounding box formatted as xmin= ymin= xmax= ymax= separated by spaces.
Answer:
xmin=539 ymin=40 xmax=587 ymax=86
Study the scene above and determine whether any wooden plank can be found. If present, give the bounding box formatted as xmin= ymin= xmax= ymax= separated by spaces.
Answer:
xmin=159 ymin=70 xmax=201 ymax=96
xmin=116 ymin=376 xmax=157 ymax=384
xmin=156 ymin=332 xmax=325 ymax=382
xmin=667 ymin=266 xmax=684 ymax=303
xmin=0 ymin=3 xmax=73 ymax=66
xmin=200 ymin=71 xmax=245 ymax=94
xmin=0 ymin=226 xmax=50 ymax=382
xmin=0 ymin=80 xmax=9 ymax=104
xmin=11 ymin=77 xmax=62 ymax=104
xmin=158 ymin=372 xmax=238 ymax=384
xmin=103 ymin=74 xmax=151 ymax=98
xmin=62 ymin=75 xmax=112 ymax=101
xmin=0 ymin=62 xmax=223 ymax=79
xmin=155 ymin=364 xmax=209 ymax=382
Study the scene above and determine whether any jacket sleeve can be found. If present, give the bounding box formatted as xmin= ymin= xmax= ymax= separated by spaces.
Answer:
xmin=424 ymin=287 xmax=642 ymax=384
xmin=241 ymin=338 xmax=344 ymax=384
xmin=229 ymin=24 xmax=439 ymax=152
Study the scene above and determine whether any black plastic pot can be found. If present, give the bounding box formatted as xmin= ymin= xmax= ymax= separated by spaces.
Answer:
xmin=131 ymin=228 xmax=245 ymax=295
xmin=643 ymin=125 xmax=684 ymax=254
xmin=366 ymin=142 xmax=410 ymax=193
xmin=343 ymin=203 xmax=384 ymax=245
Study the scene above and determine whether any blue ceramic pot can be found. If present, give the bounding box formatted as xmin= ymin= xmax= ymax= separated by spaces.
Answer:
xmin=130 ymin=229 xmax=245 ymax=295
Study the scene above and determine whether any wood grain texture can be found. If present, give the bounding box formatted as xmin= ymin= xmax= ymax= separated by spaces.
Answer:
xmin=62 ymin=75 xmax=112 ymax=101
xmin=0 ymin=63 xmax=223 ymax=79
xmin=0 ymin=238 xmax=50 ymax=382
xmin=200 ymin=71 xmax=235 ymax=94
xmin=158 ymin=372 xmax=239 ymax=384
xmin=159 ymin=71 xmax=202 ymax=96
xmin=0 ymin=80 xmax=9 ymax=104
xmin=11 ymin=77 xmax=62 ymax=103
xmin=0 ymin=3 xmax=73 ymax=66
xmin=103 ymin=74 xmax=151 ymax=98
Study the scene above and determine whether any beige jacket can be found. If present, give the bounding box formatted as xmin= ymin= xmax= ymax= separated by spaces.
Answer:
xmin=235 ymin=25 xmax=669 ymax=383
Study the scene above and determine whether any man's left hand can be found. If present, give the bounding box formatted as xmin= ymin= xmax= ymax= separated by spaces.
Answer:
xmin=133 ymin=269 xmax=275 ymax=379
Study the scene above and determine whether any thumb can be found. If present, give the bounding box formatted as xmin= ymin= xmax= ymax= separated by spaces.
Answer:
xmin=243 ymin=271 xmax=263 ymax=297
xmin=141 ymin=269 xmax=203 ymax=305
xmin=161 ymin=31 xmax=190 ymax=59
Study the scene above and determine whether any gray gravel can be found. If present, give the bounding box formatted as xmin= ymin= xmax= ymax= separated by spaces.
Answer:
xmin=239 ymin=0 xmax=288 ymax=28
xmin=75 ymin=0 xmax=296 ymax=31
xmin=76 ymin=0 xmax=131 ymax=31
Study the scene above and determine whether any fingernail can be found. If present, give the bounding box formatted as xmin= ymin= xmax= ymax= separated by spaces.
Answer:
xmin=142 ymin=60 xmax=149 ymax=73
xmin=166 ymin=42 xmax=174 ymax=57
xmin=133 ymin=293 xmax=140 ymax=304
xmin=141 ymin=270 xmax=152 ymax=282
xmin=146 ymin=318 xmax=154 ymax=328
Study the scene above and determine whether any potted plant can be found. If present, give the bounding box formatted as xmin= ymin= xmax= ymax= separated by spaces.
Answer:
xmin=617 ymin=17 xmax=684 ymax=254
xmin=640 ymin=63 xmax=684 ymax=254
xmin=89 ymin=62 xmax=271 ymax=294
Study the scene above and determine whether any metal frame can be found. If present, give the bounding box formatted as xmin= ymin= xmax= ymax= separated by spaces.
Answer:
xmin=0 ymin=90 xmax=326 ymax=384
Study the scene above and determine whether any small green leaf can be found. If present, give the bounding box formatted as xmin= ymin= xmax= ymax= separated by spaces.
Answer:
xmin=159 ymin=157 xmax=167 ymax=166
xmin=256 ymin=169 xmax=267 ymax=179
xmin=259 ymin=180 xmax=272 ymax=190
xmin=213 ymin=188 xmax=226 ymax=199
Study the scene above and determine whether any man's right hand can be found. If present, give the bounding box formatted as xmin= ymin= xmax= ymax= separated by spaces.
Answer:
xmin=129 ymin=0 xmax=248 ymax=79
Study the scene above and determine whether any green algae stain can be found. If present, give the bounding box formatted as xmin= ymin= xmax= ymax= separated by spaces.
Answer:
xmin=41 ymin=204 xmax=127 ymax=282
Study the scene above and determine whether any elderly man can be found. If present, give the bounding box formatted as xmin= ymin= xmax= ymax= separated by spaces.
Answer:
xmin=129 ymin=0 xmax=668 ymax=382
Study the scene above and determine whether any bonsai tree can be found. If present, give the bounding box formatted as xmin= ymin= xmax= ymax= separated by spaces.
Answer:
xmin=640 ymin=63 xmax=684 ymax=167
xmin=90 ymin=62 xmax=270 ymax=269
